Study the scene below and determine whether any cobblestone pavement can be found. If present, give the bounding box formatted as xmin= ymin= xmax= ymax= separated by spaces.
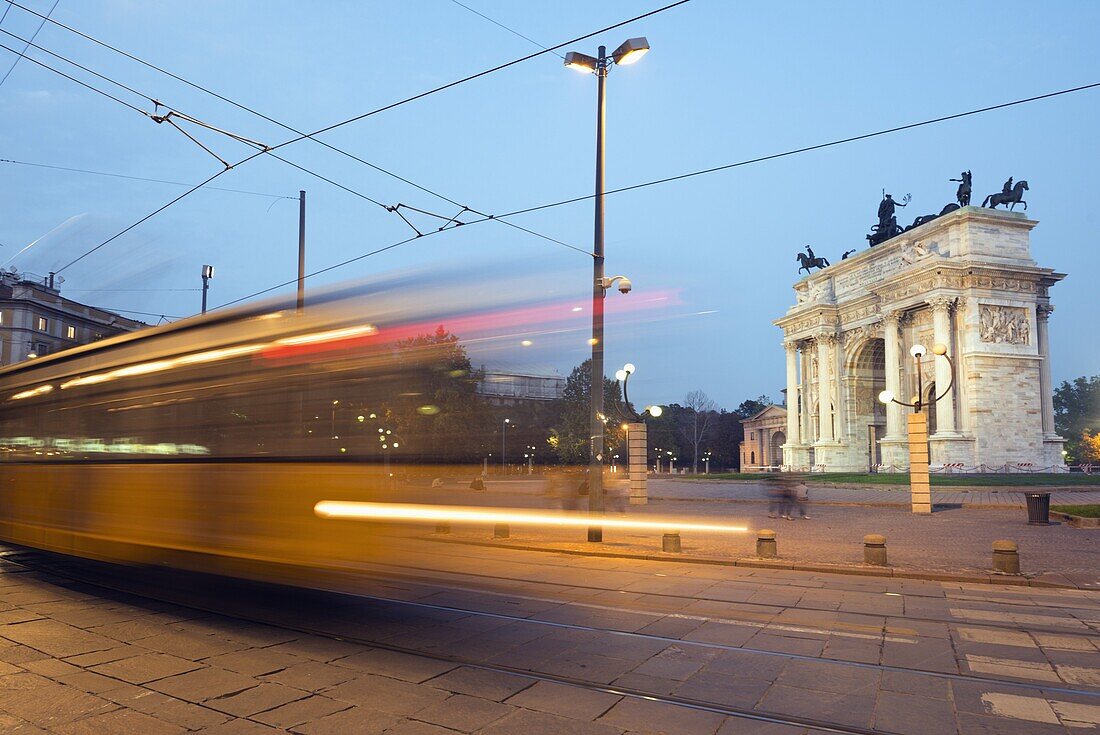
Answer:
xmin=2 ymin=543 xmax=1100 ymax=734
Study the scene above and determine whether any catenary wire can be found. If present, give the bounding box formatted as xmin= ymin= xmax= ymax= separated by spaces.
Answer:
xmin=31 ymin=0 xmax=690 ymax=274
xmin=447 ymin=0 xmax=564 ymax=58
xmin=219 ymin=78 xmax=1100 ymax=309
xmin=0 ymin=0 xmax=56 ymax=88
xmin=0 ymin=158 xmax=296 ymax=199
xmin=494 ymin=81 xmax=1100 ymax=220
xmin=0 ymin=2 xmax=610 ymax=254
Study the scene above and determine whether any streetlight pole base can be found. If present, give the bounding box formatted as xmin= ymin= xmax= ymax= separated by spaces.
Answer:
xmin=587 ymin=527 xmax=603 ymax=543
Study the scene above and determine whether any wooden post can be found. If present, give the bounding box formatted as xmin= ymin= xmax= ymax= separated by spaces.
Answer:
xmin=908 ymin=412 xmax=931 ymax=513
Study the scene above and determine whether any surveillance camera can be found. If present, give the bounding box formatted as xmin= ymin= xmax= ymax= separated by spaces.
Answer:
xmin=617 ymin=277 xmax=632 ymax=294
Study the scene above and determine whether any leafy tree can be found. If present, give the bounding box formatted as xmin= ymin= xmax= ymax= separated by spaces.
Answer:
xmin=550 ymin=359 xmax=625 ymax=465
xmin=706 ymin=410 xmax=744 ymax=471
xmin=1054 ymin=375 xmax=1100 ymax=463
xmin=1080 ymin=431 xmax=1100 ymax=463
xmin=735 ymin=395 xmax=774 ymax=419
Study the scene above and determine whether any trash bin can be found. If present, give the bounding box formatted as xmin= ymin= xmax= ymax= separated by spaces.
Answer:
xmin=1025 ymin=492 xmax=1050 ymax=525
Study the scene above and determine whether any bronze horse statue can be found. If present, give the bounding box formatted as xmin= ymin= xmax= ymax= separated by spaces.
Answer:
xmin=982 ymin=180 xmax=1028 ymax=211
xmin=796 ymin=251 xmax=829 ymax=274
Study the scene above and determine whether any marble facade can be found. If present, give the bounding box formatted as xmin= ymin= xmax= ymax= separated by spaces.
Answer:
xmin=774 ymin=206 xmax=1065 ymax=472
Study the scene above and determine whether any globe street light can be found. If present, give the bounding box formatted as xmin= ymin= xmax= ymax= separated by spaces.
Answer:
xmin=565 ymin=38 xmax=649 ymax=542
xmin=878 ymin=342 xmax=955 ymax=513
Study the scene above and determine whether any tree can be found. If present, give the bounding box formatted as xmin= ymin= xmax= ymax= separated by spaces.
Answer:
xmin=1080 ymin=431 xmax=1100 ymax=463
xmin=1054 ymin=375 xmax=1100 ymax=463
xmin=707 ymin=410 xmax=744 ymax=471
xmin=734 ymin=395 xmax=774 ymax=419
xmin=681 ymin=390 xmax=718 ymax=474
xmin=550 ymin=359 xmax=625 ymax=465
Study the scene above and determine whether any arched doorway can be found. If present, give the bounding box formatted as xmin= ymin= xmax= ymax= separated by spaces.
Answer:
xmin=848 ymin=338 xmax=886 ymax=468
xmin=769 ymin=431 xmax=786 ymax=467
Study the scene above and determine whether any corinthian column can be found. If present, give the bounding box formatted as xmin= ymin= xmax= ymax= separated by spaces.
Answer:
xmin=883 ymin=310 xmax=903 ymax=440
xmin=1037 ymin=304 xmax=1057 ymax=436
xmin=817 ymin=333 xmax=835 ymax=442
xmin=784 ymin=341 xmax=801 ymax=447
xmin=930 ymin=297 xmax=958 ymax=435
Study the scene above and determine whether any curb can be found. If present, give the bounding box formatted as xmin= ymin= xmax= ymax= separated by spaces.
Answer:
xmin=427 ymin=536 xmax=1088 ymax=590
xmin=647 ymin=497 xmax=1032 ymax=510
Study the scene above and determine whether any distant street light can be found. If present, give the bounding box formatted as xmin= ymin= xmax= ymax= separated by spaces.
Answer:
xmin=565 ymin=37 xmax=649 ymax=543
xmin=878 ymin=342 xmax=956 ymax=513
xmin=200 ymin=264 xmax=214 ymax=314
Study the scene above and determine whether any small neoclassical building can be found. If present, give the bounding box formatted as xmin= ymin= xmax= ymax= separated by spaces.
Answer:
xmin=774 ymin=206 xmax=1064 ymax=472
xmin=739 ymin=405 xmax=787 ymax=471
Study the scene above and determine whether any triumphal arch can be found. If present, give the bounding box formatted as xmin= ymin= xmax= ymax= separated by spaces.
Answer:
xmin=775 ymin=206 xmax=1065 ymax=472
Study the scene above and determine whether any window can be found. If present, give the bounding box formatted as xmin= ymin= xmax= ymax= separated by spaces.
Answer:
xmin=750 ymin=431 xmax=755 ymax=440
xmin=67 ymin=325 xmax=76 ymax=340
xmin=0 ymin=311 xmax=4 ymax=325
xmin=36 ymin=316 xmax=48 ymax=332
xmin=93 ymin=332 xmax=103 ymax=341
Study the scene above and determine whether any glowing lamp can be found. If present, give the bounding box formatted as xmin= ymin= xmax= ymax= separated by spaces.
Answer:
xmin=932 ymin=343 xmax=948 ymax=356
xmin=910 ymin=344 xmax=927 ymax=358
xmin=878 ymin=390 xmax=895 ymax=405
xmin=615 ymin=369 xmax=628 ymax=382
xmin=647 ymin=405 xmax=663 ymax=417
xmin=623 ymin=363 xmax=635 ymax=374
xmin=612 ymin=37 xmax=650 ymax=65
xmin=564 ymin=51 xmax=597 ymax=72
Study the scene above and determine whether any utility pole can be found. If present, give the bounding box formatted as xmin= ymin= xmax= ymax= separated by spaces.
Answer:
xmin=297 ymin=190 xmax=306 ymax=313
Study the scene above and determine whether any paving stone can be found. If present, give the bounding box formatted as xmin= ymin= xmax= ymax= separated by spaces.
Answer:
xmin=0 ymin=659 xmax=22 ymax=675
xmin=205 ymin=681 xmax=308 ymax=717
xmin=99 ymin=687 xmax=231 ymax=730
xmin=56 ymin=669 xmax=128 ymax=694
xmin=821 ymin=636 xmax=881 ymax=664
xmin=745 ymin=633 xmax=826 ymax=657
xmin=955 ymin=711 xmax=1066 ymax=734
xmin=0 ymin=643 xmax=51 ymax=664
xmin=715 ymin=717 xmax=809 ymax=735
xmin=756 ymin=684 xmax=875 ymax=730
xmin=382 ymin=720 xmax=459 ymax=735
xmin=190 ymin=720 xmax=283 ymax=734
xmin=334 ymin=648 xmax=457 ymax=683
xmin=50 ymin=707 xmax=188 ymax=734
xmin=880 ymin=669 xmax=950 ymax=699
xmin=324 ymin=673 xmax=450 ymax=715
xmin=288 ymin=705 xmax=400 ymax=734
xmin=252 ymin=693 xmax=349 ymax=727
xmin=412 ymin=692 xmax=515 ymax=732
xmin=147 ymin=666 xmax=258 ymax=702
xmin=205 ymin=648 xmax=305 ymax=677
xmin=775 ymin=659 xmax=881 ymax=695
xmin=63 ymin=645 xmax=146 ymax=667
xmin=0 ymin=671 xmax=53 ymax=690
xmin=136 ymin=631 xmax=247 ymax=661
xmin=538 ymin=651 xmax=637 ymax=684
xmin=91 ymin=652 xmax=203 ymax=684
xmin=599 ymin=696 xmax=724 ymax=735
xmin=0 ymin=683 xmax=116 ymax=727
xmin=481 ymin=708 xmax=623 ymax=735
xmin=631 ymin=652 xmax=706 ymax=681
xmin=611 ymin=671 xmax=679 ymax=696
xmin=425 ymin=665 xmax=535 ymax=701
xmin=0 ymin=619 xmax=117 ymax=658
xmin=872 ymin=691 xmax=957 ymax=735
xmin=675 ymin=672 xmax=772 ymax=709
xmin=704 ymin=650 xmax=786 ymax=681
xmin=262 ymin=660 xmax=358 ymax=692
xmin=505 ymin=679 xmax=621 ymax=721
xmin=20 ymin=657 xmax=81 ymax=678
xmin=88 ymin=618 xmax=172 ymax=642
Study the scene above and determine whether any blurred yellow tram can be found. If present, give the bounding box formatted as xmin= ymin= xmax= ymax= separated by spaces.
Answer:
xmin=0 ymin=280 xmax=592 ymax=583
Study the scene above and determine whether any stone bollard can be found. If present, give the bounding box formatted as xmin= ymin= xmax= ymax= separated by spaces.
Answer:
xmin=662 ymin=532 xmax=682 ymax=553
xmin=863 ymin=534 xmax=887 ymax=566
xmin=494 ymin=523 xmax=509 ymax=539
xmin=756 ymin=529 xmax=777 ymax=559
xmin=992 ymin=540 xmax=1020 ymax=574
xmin=435 ymin=522 xmax=450 ymax=534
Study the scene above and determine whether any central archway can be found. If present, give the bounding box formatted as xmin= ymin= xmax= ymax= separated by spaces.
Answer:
xmin=847 ymin=338 xmax=886 ymax=469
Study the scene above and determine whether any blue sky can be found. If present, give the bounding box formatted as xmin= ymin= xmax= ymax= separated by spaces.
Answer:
xmin=1 ymin=0 xmax=1097 ymax=410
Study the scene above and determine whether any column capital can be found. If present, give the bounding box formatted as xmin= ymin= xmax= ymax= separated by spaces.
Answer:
xmin=882 ymin=309 xmax=902 ymax=325
xmin=1037 ymin=303 xmax=1055 ymax=321
xmin=783 ymin=340 xmax=799 ymax=353
xmin=813 ymin=330 xmax=838 ymax=345
xmin=928 ymin=295 xmax=957 ymax=314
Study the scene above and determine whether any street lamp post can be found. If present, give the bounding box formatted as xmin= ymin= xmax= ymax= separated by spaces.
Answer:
xmin=878 ymin=342 xmax=956 ymax=514
xmin=501 ymin=418 xmax=511 ymax=474
xmin=615 ymin=362 xmax=663 ymax=505
xmin=200 ymin=264 xmax=214 ymax=314
xmin=565 ymin=37 xmax=649 ymax=542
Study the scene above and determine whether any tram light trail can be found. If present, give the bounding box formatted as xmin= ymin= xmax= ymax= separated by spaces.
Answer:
xmin=314 ymin=501 xmax=748 ymax=534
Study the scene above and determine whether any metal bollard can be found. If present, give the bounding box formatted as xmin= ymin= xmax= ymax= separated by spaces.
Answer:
xmin=494 ymin=523 xmax=510 ymax=539
xmin=992 ymin=539 xmax=1020 ymax=574
xmin=756 ymin=529 xmax=777 ymax=558
xmin=435 ymin=523 xmax=450 ymax=534
xmin=662 ymin=532 xmax=681 ymax=553
xmin=863 ymin=534 xmax=887 ymax=566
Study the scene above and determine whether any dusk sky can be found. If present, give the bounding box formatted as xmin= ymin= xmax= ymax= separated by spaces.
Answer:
xmin=2 ymin=0 xmax=1097 ymax=410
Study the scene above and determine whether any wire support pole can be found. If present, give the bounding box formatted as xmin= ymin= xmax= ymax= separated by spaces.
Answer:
xmin=297 ymin=190 xmax=306 ymax=313
xmin=588 ymin=47 xmax=609 ymax=544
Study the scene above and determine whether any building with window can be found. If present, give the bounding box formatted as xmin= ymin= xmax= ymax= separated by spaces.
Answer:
xmin=0 ymin=271 xmax=147 ymax=366
xmin=739 ymin=405 xmax=788 ymax=471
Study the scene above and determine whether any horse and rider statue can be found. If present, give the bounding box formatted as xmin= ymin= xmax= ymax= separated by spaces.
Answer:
xmin=796 ymin=245 xmax=829 ymax=275
xmin=982 ymin=176 xmax=1028 ymax=211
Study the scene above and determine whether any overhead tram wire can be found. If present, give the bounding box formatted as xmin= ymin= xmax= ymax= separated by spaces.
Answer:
xmin=0 ymin=2 xmax=648 ymax=254
xmin=490 ymin=80 xmax=1100 ymax=221
xmin=219 ymin=77 xmax=1100 ymax=310
xmin=447 ymin=0 xmax=565 ymax=59
xmin=16 ymin=3 xmax=694 ymax=275
xmin=0 ymin=159 xmax=296 ymax=200
xmin=0 ymin=0 xmax=56 ymax=88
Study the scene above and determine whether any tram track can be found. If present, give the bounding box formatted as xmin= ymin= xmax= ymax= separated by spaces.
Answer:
xmin=3 ymin=545 xmax=1098 ymax=735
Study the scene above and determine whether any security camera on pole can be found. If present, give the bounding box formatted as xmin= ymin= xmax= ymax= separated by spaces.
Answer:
xmin=564 ymin=37 xmax=650 ymax=542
